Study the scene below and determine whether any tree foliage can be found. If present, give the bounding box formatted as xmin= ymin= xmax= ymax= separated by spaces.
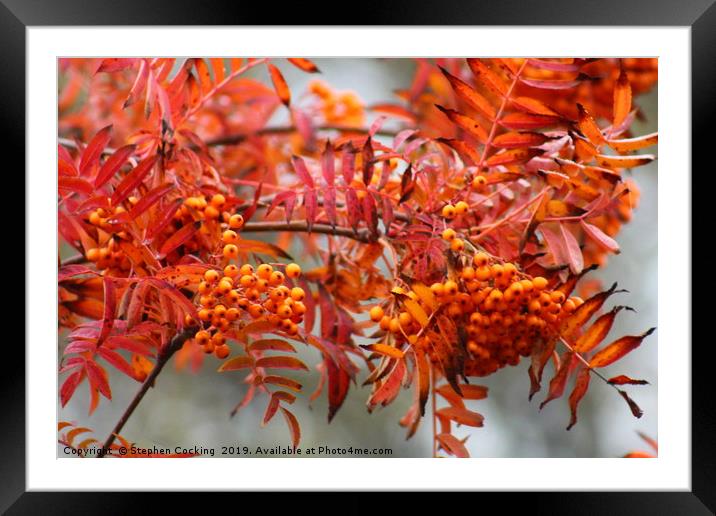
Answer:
xmin=58 ymin=57 xmax=657 ymax=457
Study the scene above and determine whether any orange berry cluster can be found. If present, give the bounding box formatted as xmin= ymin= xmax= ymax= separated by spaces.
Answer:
xmin=381 ymin=251 xmax=584 ymax=377
xmin=192 ymin=262 xmax=305 ymax=358
xmin=173 ymin=193 xmax=244 ymax=255
xmin=84 ymin=205 xmax=132 ymax=275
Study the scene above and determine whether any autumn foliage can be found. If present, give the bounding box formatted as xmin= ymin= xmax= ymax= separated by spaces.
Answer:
xmin=58 ymin=57 xmax=657 ymax=458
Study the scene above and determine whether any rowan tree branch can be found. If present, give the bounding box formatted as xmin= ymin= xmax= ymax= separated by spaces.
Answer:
xmin=98 ymin=328 xmax=195 ymax=458
xmin=242 ymin=220 xmax=375 ymax=243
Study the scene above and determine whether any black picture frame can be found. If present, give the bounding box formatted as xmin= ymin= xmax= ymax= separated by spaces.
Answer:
xmin=5 ymin=1 xmax=709 ymax=513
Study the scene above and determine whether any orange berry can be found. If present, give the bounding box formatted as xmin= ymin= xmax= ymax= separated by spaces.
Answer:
xmin=214 ymin=344 xmax=230 ymax=359
xmin=430 ymin=282 xmax=445 ymax=297
xmin=389 ymin=318 xmax=401 ymax=334
xmin=257 ymin=263 xmax=274 ymax=279
xmin=442 ymin=204 xmax=456 ymax=219
xmin=210 ymin=193 xmax=226 ymax=207
xmin=471 ymin=175 xmax=487 ymax=190
xmin=454 ymin=201 xmax=469 ymax=215
xmin=204 ymin=205 xmax=220 ymax=219
xmin=223 ymin=264 xmax=239 ymax=278
xmin=369 ymin=306 xmax=385 ymax=322
xmin=475 ymin=266 xmax=492 ymax=281
xmin=285 ymin=263 xmax=301 ymax=279
xmin=277 ymin=304 xmax=293 ymax=319
xmin=198 ymin=308 xmax=212 ymax=321
xmin=473 ymin=252 xmax=489 ymax=267
xmin=571 ymin=296 xmax=585 ymax=308
xmin=550 ymin=291 xmax=566 ymax=304
xmin=533 ymin=276 xmax=548 ymax=290
xmin=222 ymin=230 xmax=238 ymax=244
xmin=442 ymin=228 xmax=457 ymax=241
xmin=203 ymin=341 xmax=215 ymax=354
xmin=239 ymin=264 xmax=254 ymax=275
xmin=229 ymin=214 xmax=244 ymax=229
xmin=239 ymin=274 xmax=257 ymax=288
xmin=269 ymin=271 xmax=285 ymax=286
xmin=562 ymin=299 xmax=577 ymax=313
xmin=204 ymin=269 xmax=220 ymax=283
xmin=450 ymin=238 xmax=465 ymax=252
xmin=444 ymin=280 xmax=459 ymax=296
xmin=86 ymin=248 xmax=101 ymax=262
xmin=379 ymin=315 xmax=391 ymax=331
xmin=290 ymin=287 xmax=305 ymax=301
xmin=248 ymin=304 xmax=264 ymax=318
xmin=195 ymin=330 xmax=211 ymax=346
xmin=226 ymin=307 xmax=240 ymax=321
xmin=461 ymin=266 xmax=476 ymax=281
xmin=223 ymin=244 xmax=239 ymax=259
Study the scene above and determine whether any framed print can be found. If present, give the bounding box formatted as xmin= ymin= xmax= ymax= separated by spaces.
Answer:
xmin=5 ymin=0 xmax=711 ymax=512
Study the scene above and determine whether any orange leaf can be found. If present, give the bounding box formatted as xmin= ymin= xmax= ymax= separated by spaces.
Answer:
xmin=218 ymin=355 xmax=254 ymax=372
xmin=268 ymin=63 xmax=291 ymax=106
xmin=466 ymin=58 xmax=508 ymax=96
xmin=361 ymin=343 xmax=405 ymax=359
xmin=255 ymin=356 xmax=308 ymax=371
xmin=566 ymin=366 xmax=591 ymax=430
xmin=606 ymin=132 xmax=658 ymax=153
xmin=436 ymin=433 xmax=469 ymax=458
xmin=612 ymin=68 xmax=632 ymax=129
xmin=589 ymin=328 xmax=656 ymax=368
xmin=280 ymin=407 xmax=301 ymax=447
xmin=435 ymin=105 xmax=488 ymax=143
xmin=287 ymin=58 xmax=320 ymax=73
xmin=574 ymin=306 xmax=625 ymax=353
xmin=436 ymin=406 xmax=484 ymax=427
xmin=492 ymin=131 xmax=549 ymax=149
xmin=439 ymin=66 xmax=496 ymax=119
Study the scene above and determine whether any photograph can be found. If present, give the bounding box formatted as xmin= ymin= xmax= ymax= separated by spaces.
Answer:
xmin=56 ymin=57 xmax=659 ymax=460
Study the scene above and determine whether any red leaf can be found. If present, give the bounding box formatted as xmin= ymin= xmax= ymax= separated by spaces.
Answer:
xmin=581 ymin=220 xmax=620 ymax=253
xmin=111 ymin=155 xmax=158 ymax=206
xmin=560 ymin=223 xmax=584 ymax=274
xmin=291 ymin=155 xmax=314 ymax=188
xmin=80 ymin=125 xmax=113 ymax=176
xmin=94 ymin=144 xmax=136 ymax=189
xmin=566 ymin=366 xmax=591 ymax=430
xmin=362 ymin=136 xmax=374 ymax=185
xmin=158 ymin=221 xmax=200 ymax=259
xmin=96 ymin=58 xmax=136 ymax=73
xmin=362 ymin=192 xmax=378 ymax=238
xmin=114 ymin=182 xmax=174 ymax=223
xmin=60 ymin=370 xmax=84 ymax=407
xmin=520 ymin=73 xmax=589 ymax=90
xmin=97 ymin=277 xmax=116 ymax=347
xmin=146 ymin=198 xmax=183 ymax=242
xmin=618 ymin=389 xmax=644 ymax=418
xmin=540 ymin=352 xmax=576 ymax=409
xmin=304 ymin=189 xmax=317 ymax=233
xmin=608 ymin=375 xmax=649 ymax=386
xmin=97 ymin=347 xmax=137 ymax=379
xmin=85 ymin=359 xmax=111 ymax=400
xmin=266 ymin=190 xmax=298 ymax=223
xmin=280 ymin=407 xmax=301 ymax=448
xmin=321 ymin=140 xmax=335 ymax=185
xmin=123 ymin=59 xmax=149 ymax=108
xmin=58 ymin=177 xmax=94 ymax=196
xmin=439 ymin=66 xmax=495 ymax=119
xmin=326 ymin=356 xmax=350 ymax=422
xmin=435 ymin=105 xmax=488 ymax=143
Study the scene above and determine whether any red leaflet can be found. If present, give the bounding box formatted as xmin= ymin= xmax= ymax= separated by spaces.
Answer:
xmin=608 ymin=375 xmax=649 ymax=386
xmin=362 ymin=136 xmax=374 ymax=185
xmin=97 ymin=347 xmax=138 ymax=380
xmin=436 ymin=406 xmax=485 ymax=427
xmin=96 ymin=58 xmax=136 ymax=73
xmin=540 ymin=352 xmax=576 ymax=409
xmin=291 ymin=155 xmax=314 ymax=188
xmin=520 ymin=73 xmax=589 ymax=90
xmin=492 ymin=131 xmax=549 ymax=149
xmin=60 ymin=370 xmax=84 ymax=407
xmin=280 ymin=407 xmax=301 ymax=448
xmin=498 ymin=112 xmax=562 ymax=131
xmin=158 ymin=221 xmax=200 ymax=259
xmin=435 ymin=105 xmax=488 ymax=143
xmin=613 ymin=68 xmax=632 ymax=129
xmin=559 ymin=223 xmax=584 ymax=274
xmin=97 ymin=277 xmax=116 ymax=347
xmin=79 ymin=125 xmax=113 ymax=176
xmin=566 ymin=366 xmax=591 ymax=430
xmin=581 ymin=220 xmax=620 ymax=253
xmin=124 ymin=59 xmax=149 ymax=109
xmin=95 ymin=144 xmax=136 ymax=189
xmin=304 ymin=189 xmax=318 ymax=232
xmin=59 ymin=177 xmax=94 ymax=196
xmin=111 ymin=155 xmax=159 ymax=205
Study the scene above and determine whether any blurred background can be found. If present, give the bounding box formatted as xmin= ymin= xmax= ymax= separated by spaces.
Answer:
xmin=59 ymin=58 xmax=657 ymax=458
